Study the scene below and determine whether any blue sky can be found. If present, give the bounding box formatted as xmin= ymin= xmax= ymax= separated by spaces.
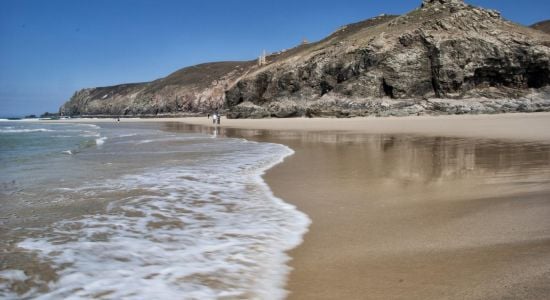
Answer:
xmin=1 ymin=0 xmax=549 ymax=116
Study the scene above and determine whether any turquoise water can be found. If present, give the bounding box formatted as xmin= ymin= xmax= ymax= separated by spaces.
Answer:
xmin=1 ymin=122 xmax=103 ymax=191
xmin=0 ymin=121 xmax=309 ymax=299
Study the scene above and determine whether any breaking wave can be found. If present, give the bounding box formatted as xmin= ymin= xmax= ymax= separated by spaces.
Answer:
xmin=15 ymin=135 xmax=310 ymax=299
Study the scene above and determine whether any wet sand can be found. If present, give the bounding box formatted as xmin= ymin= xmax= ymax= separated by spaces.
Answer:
xmin=169 ymin=114 xmax=550 ymax=299
xmin=57 ymin=112 xmax=550 ymax=142
xmin=259 ymin=134 xmax=550 ymax=299
xmin=55 ymin=114 xmax=550 ymax=298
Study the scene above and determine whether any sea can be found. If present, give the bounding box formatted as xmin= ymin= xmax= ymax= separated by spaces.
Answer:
xmin=0 ymin=120 xmax=310 ymax=299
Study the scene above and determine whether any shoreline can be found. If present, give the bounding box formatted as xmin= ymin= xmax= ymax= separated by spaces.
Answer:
xmin=42 ymin=113 xmax=550 ymax=298
xmin=43 ymin=112 xmax=550 ymax=142
xmin=172 ymin=113 xmax=550 ymax=299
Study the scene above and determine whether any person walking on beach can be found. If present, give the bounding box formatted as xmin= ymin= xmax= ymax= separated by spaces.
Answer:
xmin=212 ymin=113 xmax=217 ymax=125
xmin=217 ymin=113 xmax=221 ymax=125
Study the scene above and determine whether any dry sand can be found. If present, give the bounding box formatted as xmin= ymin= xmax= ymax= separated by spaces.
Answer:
xmin=52 ymin=113 xmax=550 ymax=299
xmin=172 ymin=112 xmax=550 ymax=142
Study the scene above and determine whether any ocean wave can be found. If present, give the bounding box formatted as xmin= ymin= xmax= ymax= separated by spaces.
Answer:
xmin=0 ymin=270 xmax=28 ymax=282
xmin=79 ymin=130 xmax=100 ymax=137
xmin=95 ymin=137 xmax=107 ymax=146
xmin=76 ymin=124 xmax=101 ymax=129
xmin=0 ymin=269 xmax=28 ymax=297
xmin=18 ymin=139 xmax=310 ymax=299
xmin=0 ymin=128 xmax=54 ymax=133
xmin=0 ymin=118 xmax=39 ymax=122
xmin=116 ymin=133 xmax=137 ymax=138
xmin=136 ymin=139 xmax=153 ymax=144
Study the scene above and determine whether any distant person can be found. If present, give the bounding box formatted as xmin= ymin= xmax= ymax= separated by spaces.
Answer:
xmin=117 ymin=117 xmax=120 ymax=122
xmin=212 ymin=113 xmax=217 ymax=124
xmin=217 ymin=114 xmax=221 ymax=125
xmin=207 ymin=113 xmax=210 ymax=119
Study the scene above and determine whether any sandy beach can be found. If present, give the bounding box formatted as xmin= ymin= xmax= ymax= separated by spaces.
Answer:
xmin=5 ymin=0 xmax=550 ymax=297
xmin=57 ymin=112 xmax=550 ymax=142
xmin=171 ymin=113 xmax=550 ymax=299
xmin=50 ymin=113 xmax=550 ymax=299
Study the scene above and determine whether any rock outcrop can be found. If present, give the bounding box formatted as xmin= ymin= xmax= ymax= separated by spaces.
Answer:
xmin=421 ymin=0 xmax=465 ymax=8
xmin=531 ymin=20 xmax=550 ymax=35
xmin=60 ymin=61 xmax=256 ymax=117
xmin=60 ymin=0 xmax=550 ymax=118
xmin=225 ymin=0 xmax=550 ymax=118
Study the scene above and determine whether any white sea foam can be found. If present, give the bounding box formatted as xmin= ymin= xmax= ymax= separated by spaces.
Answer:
xmin=18 ymin=138 xmax=310 ymax=299
xmin=0 ymin=270 xmax=28 ymax=282
xmin=77 ymin=124 xmax=100 ymax=129
xmin=95 ymin=137 xmax=107 ymax=146
xmin=137 ymin=139 xmax=153 ymax=144
xmin=62 ymin=150 xmax=73 ymax=155
xmin=0 ymin=270 xmax=29 ymax=298
xmin=117 ymin=133 xmax=137 ymax=138
xmin=0 ymin=128 xmax=54 ymax=133
xmin=0 ymin=118 xmax=38 ymax=122
xmin=80 ymin=130 xmax=100 ymax=137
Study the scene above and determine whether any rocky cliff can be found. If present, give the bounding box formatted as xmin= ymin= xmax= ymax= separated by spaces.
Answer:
xmin=226 ymin=0 xmax=550 ymax=117
xmin=60 ymin=0 xmax=550 ymax=118
xmin=531 ymin=20 xmax=550 ymax=34
xmin=60 ymin=61 xmax=256 ymax=117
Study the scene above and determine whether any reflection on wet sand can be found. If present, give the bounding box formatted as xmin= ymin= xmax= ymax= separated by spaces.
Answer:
xmin=166 ymin=122 xmax=550 ymax=299
xmin=165 ymin=121 xmax=550 ymax=185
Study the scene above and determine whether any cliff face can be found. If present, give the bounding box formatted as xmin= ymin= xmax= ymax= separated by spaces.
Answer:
xmin=226 ymin=0 xmax=550 ymax=117
xmin=60 ymin=0 xmax=550 ymax=118
xmin=60 ymin=61 xmax=255 ymax=117
xmin=531 ymin=20 xmax=550 ymax=35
